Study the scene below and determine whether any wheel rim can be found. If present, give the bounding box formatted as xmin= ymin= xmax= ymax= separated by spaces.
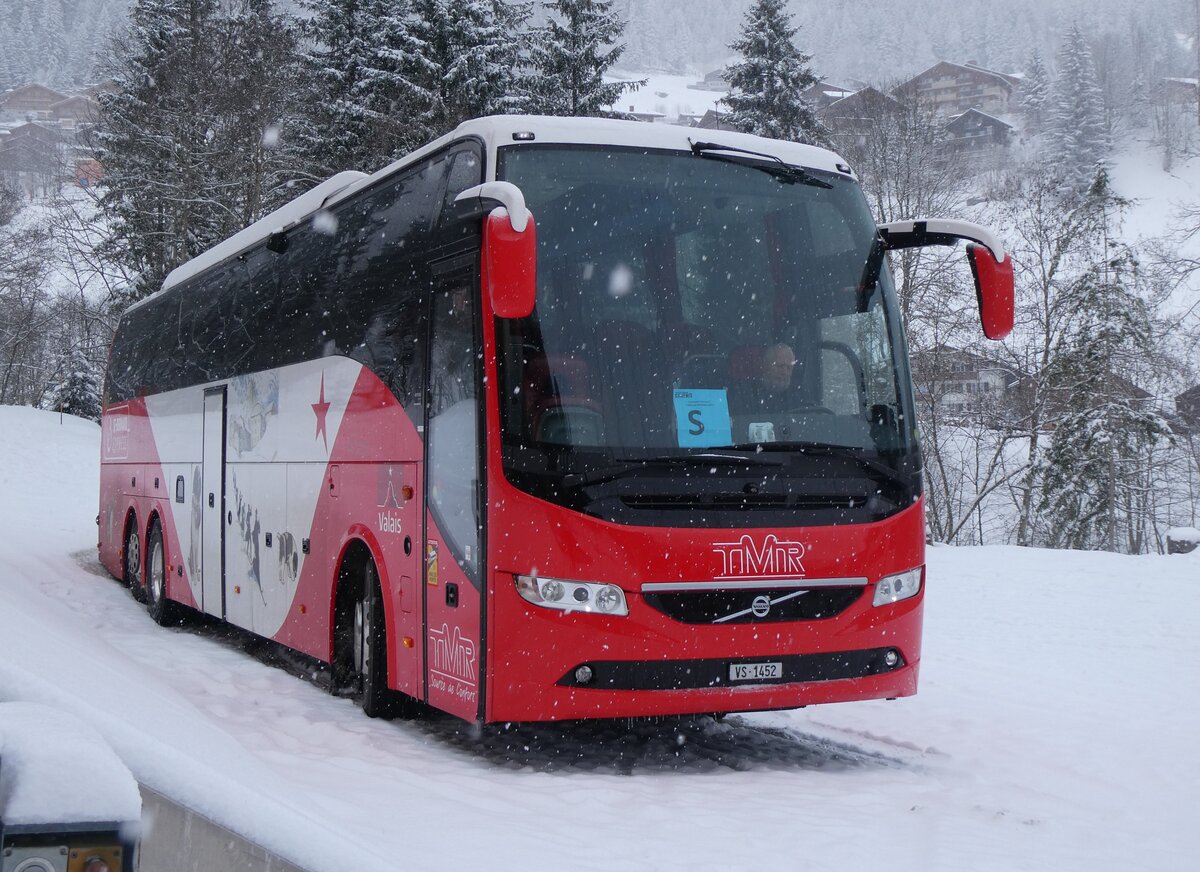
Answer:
xmin=126 ymin=529 xmax=141 ymax=586
xmin=149 ymin=536 xmax=165 ymax=603
xmin=352 ymin=596 xmax=368 ymax=680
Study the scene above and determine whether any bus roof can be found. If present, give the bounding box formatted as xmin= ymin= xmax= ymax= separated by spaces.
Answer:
xmin=145 ymin=116 xmax=853 ymax=310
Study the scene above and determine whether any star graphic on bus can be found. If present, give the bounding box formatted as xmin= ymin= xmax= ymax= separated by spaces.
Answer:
xmin=312 ymin=373 xmax=330 ymax=451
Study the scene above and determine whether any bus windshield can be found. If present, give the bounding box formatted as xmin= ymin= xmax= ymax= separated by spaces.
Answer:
xmin=496 ymin=144 xmax=919 ymax=524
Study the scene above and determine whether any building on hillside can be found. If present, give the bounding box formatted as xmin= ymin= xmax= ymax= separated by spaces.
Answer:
xmin=622 ymin=105 xmax=666 ymax=124
xmin=911 ymin=347 xmax=1024 ymax=421
xmin=819 ymin=87 xmax=902 ymax=149
xmin=800 ymin=80 xmax=856 ymax=111
xmin=1176 ymin=384 xmax=1200 ymax=432
xmin=693 ymin=109 xmax=737 ymax=131
xmin=893 ymin=61 xmax=1021 ymax=118
xmin=942 ymin=108 xmax=1013 ymax=153
xmin=0 ymin=122 xmax=68 ymax=198
xmin=0 ymin=84 xmax=70 ymax=120
xmin=689 ymin=69 xmax=731 ymax=93
xmin=48 ymin=95 xmax=99 ymax=129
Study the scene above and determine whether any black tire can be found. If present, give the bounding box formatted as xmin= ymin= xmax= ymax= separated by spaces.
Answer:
xmin=124 ymin=518 xmax=146 ymax=603
xmin=145 ymin=520 xmax=179 ymax=626
xmin=346 ymin=558 xmax=422 ymax=720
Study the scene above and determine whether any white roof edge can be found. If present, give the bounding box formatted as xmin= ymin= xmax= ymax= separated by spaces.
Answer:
xmin=135 ymin=115 xmax=853 ymax=311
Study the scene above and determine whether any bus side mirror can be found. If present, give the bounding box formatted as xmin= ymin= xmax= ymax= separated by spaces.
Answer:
xmin=966 ymin=243 xmax=1014 ymax=340
xmin=878 ymin=218 xmax=1014 ymax=341
xmin=484 ymin=209 xmax=537 ymax=319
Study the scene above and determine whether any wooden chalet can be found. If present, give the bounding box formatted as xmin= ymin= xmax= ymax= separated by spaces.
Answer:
xmin=894 ymin=61 xmax=1021 ymax=117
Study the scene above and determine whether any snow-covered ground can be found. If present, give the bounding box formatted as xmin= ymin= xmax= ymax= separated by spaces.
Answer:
xmin=0 ymin=403 xmax=1197 ymax=872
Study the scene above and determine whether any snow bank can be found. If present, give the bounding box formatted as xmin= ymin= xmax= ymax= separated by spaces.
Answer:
xmin=0 ymin=702 xmax=140 ymax=826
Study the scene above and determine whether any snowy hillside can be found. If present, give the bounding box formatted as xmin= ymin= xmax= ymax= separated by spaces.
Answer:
xmin=0 ymin=404 xmax=1196 ymax=871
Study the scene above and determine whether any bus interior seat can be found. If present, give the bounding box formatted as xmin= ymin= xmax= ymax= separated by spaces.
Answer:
xmin=523 ymin=353 xmax=605 ymax=445
xmin=591 ymin=319 xmax=673 ymax=445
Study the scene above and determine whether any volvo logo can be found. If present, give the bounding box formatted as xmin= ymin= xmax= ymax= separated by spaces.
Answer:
xmin=751 ymin=595 xmax=772 ymax=618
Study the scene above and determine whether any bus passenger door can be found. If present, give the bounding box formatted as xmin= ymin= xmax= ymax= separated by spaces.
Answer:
xmin=424 ymin=268 xmax=484 ymax=721
xmin=201 ymin=387 xmax=226 ymax=618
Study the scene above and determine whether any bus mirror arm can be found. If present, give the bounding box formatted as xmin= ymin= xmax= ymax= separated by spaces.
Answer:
xmin=878 ymin=218 xmax=1014 ymax=341
xmin=454 ymin=182 xmax=531 ymax=233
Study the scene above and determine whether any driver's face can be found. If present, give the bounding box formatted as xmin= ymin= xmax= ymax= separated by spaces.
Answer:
xmin=762 ymin=346 xmax=796 ymax=392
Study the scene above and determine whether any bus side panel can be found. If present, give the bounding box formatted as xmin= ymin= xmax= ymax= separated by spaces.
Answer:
xmin=143 ymin=389 xmax=206 ymax=609
xmin=270 ymin=367 xmax=426 ymax=701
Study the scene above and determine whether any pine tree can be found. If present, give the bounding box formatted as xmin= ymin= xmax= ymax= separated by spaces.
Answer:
xmin=723 ymin=0 xmax=827 ymax=145
xmin=1046 ymin=23 xmax=1109 ymax=194
xmin=91 ymin=0 xmax=302 ymax=305
xmin=1020 ymin=50 xmax=1051 ymax=133
xmin=1031 ymin=170 xmax=1170 ymax=552
xmin=403 ymin=0 xmax=530 ymax=150
xmin=527 ymin=0 xmax=639 ymax=116
xmin=45 ymin=347 xmax=101 ymax=422
xmin=294 ymin=0 xmax=414 ymax=180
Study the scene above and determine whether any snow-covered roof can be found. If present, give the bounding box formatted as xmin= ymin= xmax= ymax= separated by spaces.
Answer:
xmin=144 ymin=115 xmax=852 ymax=309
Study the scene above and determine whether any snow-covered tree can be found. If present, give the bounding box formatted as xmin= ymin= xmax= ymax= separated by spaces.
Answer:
xmin=1019 ymin=50 xmax=1051 ymax=133
xmin=91 ymin=0 xmax=299 ymax=305
xmin=402 ymin=0 xmax=530 ymax=150
xmin=44 ymin=347 xmax=102 ymax=422
xmin=294 ymin=0 xmax=415 ymax=180
xmin=722 ymin=0 xmax=827 ymax=145
xmin=1046 ymin=23 xmax=1110 ymax=193
xmin=1032 ymin=238 xmax=1171 ymax=552
xmin=527 ymin=0 xmax=639 ymax=116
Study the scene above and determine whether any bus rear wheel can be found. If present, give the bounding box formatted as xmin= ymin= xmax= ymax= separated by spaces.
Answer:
xmin=145 ymin=520 xmax=179 ymax=626
xmin=124 ymin=518 xmax=146 ymax=603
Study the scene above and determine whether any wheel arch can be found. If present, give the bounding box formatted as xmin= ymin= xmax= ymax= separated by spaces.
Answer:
xmin=330 ymin=529 xmax=394 ymax=672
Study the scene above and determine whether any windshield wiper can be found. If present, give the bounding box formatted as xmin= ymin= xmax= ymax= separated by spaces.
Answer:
xmin=730 ymin=441 xmax=908 ymax=485
xmin=563 ymin=451 xmax=785 ymax=489
xmin=689 ymin=140 xmax=834 ymax=189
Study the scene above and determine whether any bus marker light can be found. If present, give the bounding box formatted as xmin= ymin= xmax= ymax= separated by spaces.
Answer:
xmin=299 ymin=604 xmax=307 ymax=614
xmin=403 ymin=637 xmax=415 ymax=649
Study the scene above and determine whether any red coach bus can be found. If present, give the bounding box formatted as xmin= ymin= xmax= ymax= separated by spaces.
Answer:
xmin=98 ymin=116 xmax=1013 ymax=723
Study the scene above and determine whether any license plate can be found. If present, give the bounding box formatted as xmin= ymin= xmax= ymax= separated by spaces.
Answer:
xmin=729 ymin=661 xmax=783 ymax=682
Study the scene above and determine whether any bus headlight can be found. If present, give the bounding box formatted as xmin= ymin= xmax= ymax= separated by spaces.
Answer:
xmin=515 ymin=575 xmax=629 ymax=616
xmin=872 ymin=567 xmax=923 ymax=607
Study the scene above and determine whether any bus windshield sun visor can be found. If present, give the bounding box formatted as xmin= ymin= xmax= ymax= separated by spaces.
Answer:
xmin=688 ymin=140 xmax=833 ymax=188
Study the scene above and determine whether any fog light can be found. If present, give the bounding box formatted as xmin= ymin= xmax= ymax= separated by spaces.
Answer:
xmin=884 ymin=649 xmax=899 ymax=667
xmin=575 ymin=665 xmax=594 ymax=684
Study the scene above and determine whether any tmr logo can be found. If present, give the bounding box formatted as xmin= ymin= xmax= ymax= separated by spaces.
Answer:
xmin=430 ymin=623 xmax=477 ymax=683
xmin=713 ymin=534 xmax=806 ymax=579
